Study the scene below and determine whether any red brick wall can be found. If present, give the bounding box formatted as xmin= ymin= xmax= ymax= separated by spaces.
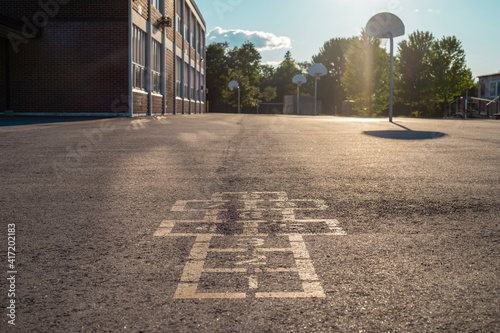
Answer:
xmin=1 ymin=0 xmax=204 ymax=116
xmin=0 ymin=38 xmax=7 ymax=111
xmin=165 ymin=48 xmax=175 ymax=114
xmin=176 ymin=99 xmax=184 ymax=114
xmin=151 ymin=6 xmax=162 ymax=27
xmin=152 ymin=95 xmax=163 ymax=114
xmin=184 ymin=100 xmax=191 ymax=114
xmin=133 ymin=92 xmax=148 ymax=115
xmin=9 ymin=20 xmax=128 ymax=114
xmin=165 ymin=0 xmax=175 ymax=44
xmin=0 ymin=0 xmax=128 ymax=20
xmin=132 ymin=0 xmax=149 ymax=20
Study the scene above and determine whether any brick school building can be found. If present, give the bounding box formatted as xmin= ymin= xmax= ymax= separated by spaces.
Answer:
xmin=0 ymin=0 xmax=206 ymax=116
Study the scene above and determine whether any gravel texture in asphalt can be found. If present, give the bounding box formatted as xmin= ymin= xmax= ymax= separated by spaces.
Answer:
xmin=1 ymin=114 xmax=499 ymax=332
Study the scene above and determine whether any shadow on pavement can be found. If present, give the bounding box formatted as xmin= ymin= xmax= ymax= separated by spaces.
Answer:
xmin=0 ymin=116 xmax=109 ymax=127
xmin=363 ymin=122 xmax=446 ymax=140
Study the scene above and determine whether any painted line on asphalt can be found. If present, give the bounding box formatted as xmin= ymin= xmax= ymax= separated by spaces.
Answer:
xmin=159 ymin=192 xmax=346 ymax=299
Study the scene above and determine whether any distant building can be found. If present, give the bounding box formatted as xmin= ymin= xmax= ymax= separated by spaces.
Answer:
xmin=0 ymin=0 xmax=206 ymax=117
xmin=478 ymin=73 xmax=500 ymax=100
xmin=477 ymin=73 xmax=500 ymax=117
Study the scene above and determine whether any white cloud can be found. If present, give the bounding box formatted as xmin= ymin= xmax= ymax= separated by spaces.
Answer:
xmin=207 ymin=27 xmax=292 ymax=51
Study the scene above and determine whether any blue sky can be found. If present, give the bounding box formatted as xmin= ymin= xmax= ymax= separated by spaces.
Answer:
xmin=197 ymin=0 xmax=500 ymax=78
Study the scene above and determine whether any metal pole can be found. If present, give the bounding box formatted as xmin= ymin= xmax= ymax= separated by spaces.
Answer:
xmin=238 ymin=87 xmax=241 ymax=114
xmin=314 ymin=77 xmax=318 ymax=116
xmin=389 ymin=34 xmax=394 ymax=122
xmin=297 ymin=85 xmax=300 ymax=115
xmin=465 ymin=89 xmax=469 ymax=115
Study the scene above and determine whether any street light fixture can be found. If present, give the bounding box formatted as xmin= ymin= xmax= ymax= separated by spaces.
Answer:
xmin=366 ymin=12 xmax=405 ymax=122
xmin=228 ymin=80 xmax=240 ymax=114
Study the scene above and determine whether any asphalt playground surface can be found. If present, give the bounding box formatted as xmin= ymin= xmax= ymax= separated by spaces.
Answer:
xmin=1 ymin=114 xmax=499 ymax=332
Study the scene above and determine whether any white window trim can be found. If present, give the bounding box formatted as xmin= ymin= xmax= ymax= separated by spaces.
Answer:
xmin=176 ymin=15 xmax=181 ymax=33
xmin=490 ymin=81 xmax=499 ymax=98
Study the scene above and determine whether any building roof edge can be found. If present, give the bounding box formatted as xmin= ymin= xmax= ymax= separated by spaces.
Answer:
xmin=188 ymin=0 xmax=205 ymax=27
xmin=478 ymin=73 xmax=500 ymax=78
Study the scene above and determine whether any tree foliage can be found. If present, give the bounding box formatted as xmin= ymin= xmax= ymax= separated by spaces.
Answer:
xmin=206 ymin=42 xmax=281 ymax=109
xmin=396 ymin=32 xmax=473 ymax=117
xmin=226 ymin=42 xmax=262 ymax=107
xmin=262 ymin=86 xmax=277 ymax=102
xmin=312 ymin=37 xmax=353 ymax=113
xmin=206 ymin=42 xmax=230 ymax=108
xmin=428 ymin=36 xmax=474 ymax=115
xmin=270 ymin=51 xmax=301 ymax=102
xmin=396 ymin=31 xmax=434 ymax=117
xmin=341 ymin=32 xmax=389 ymax=117
xmin=206 ymin=32 xmax=474 ymax=117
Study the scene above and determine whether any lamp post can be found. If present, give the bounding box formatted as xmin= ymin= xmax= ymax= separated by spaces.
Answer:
xmin=228 ymin=80 xmax=240 ymax=114
xmin=308 ymin=64 xmax=327 ymax=116
xmin=366 ymin=12 xmax=405 ymax=122
xmin=292 ymin=74 xmax=307 ymax=115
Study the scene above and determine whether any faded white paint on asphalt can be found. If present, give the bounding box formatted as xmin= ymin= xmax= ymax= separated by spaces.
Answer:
xmin=154 ymin=192 xmax=346 ymax=298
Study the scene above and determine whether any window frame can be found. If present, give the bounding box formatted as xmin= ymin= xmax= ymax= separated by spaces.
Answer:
xmin=151 ymin=40 xmax=162 ymax=94
xmin=176 ymin=15 xmax=181 ymax=34
xmin=175 ymin=56 xmax=182 ymax=98
xmin=490 ymin=81 xmax=499 ymax=98
xmin=152 ymin=0 xmax=160 ymax=11
xmin=184 ymin=62 xmax=189 ymax=100
xmin=132 ymin=25 xmax=147 ymax=91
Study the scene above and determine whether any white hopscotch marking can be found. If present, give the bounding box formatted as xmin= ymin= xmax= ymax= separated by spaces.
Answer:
xmin=154 ymin=192 xmax=347 ymax=299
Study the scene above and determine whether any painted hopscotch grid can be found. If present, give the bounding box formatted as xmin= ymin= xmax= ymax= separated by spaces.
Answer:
xmin=154 ymin=192 xmax=346 ymax=299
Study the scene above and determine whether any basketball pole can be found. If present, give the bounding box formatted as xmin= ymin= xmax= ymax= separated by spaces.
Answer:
xmin=389 ymin=33 xmax=394 ymax=123
xmin=314 ymin=77 xmax=318 ymax=116
xmin=297 ymin=84 xmax=300 ymax=115
xmin=365 ymin=13 xmax=404 ymax=123
xmin=238 ymin=86 xmax=241 ymax=114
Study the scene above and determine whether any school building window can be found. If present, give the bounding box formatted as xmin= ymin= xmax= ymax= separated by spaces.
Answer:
xmin=190 ymin=67 xmax=194 ymax=100
xmin=132 ymin=25 xmax=146 ymax=91
xmin=176 ymin=15 xmax=181 ymax=34
xmin=175 ymin=57 xmax=182 ymax=97
xmin=152 ymin=40 xmax=162 ymax=94
xmin=152 ymin=0 xmax=161 ymax=11
xmin=184 ymin=62 xmax=189 ymax=99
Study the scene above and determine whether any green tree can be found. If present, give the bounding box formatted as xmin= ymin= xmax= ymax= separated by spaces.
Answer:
xmin=262 ymin=86 xmax=277 ymax=102
xmin=396 ymin=31 xmax=434 ymax=117
xmin=271 ymin=51 xmax=302 ymax=102
xmin=312 ymin=37 xmax=354 ymax=114
xmin=206 ymin=42 xmax=230 ymax=108
xmin=341 ymin=32 xmax=389 ymax=117
xmin=428 ymin=36 xmax=474 ymax=116
xmin=296 ymin=61 xmax=314 ymax=96
xmin=258 ymin=64 xmax=278 ymax=103
xmin=259 ymin=64 xmax=276 ymax=91
xmin=226 ymin=42 xmax=262 ymax=107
